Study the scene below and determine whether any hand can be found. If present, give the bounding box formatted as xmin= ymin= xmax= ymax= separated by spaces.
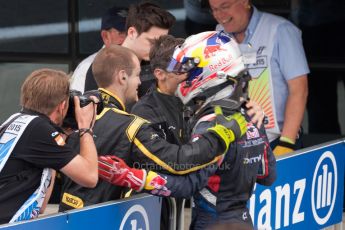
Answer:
xmin=207 ymin=106 xmax=247 ymax=152
xmin=245 ymin=100 xmax=265 ymax=128
xmin=98 ymin=155 xmax=146 ymax=192
xmin=273 ymin=139 xmax=296 ymax=156
xmin=144 ymin=171 xmax=171 ymax=196
xmin=74 ymin=96 xmax=97 ymax=129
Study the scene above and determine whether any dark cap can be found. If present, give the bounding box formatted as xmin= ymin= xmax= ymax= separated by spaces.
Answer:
xmin=101 ymin=7 xmax=128 ymax=32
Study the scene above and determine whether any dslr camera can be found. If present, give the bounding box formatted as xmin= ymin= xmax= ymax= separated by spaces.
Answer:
xmin=63 ymin=90 xmax=104 ymax=129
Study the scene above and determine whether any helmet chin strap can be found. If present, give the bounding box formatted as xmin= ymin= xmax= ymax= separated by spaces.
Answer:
xmin=210 ymin=72 xmax=251 ymax=114
xmin=183 ymin=71 xmax=251 ymax=122
xmin=183 ymin=80 xmax=234 ymax=119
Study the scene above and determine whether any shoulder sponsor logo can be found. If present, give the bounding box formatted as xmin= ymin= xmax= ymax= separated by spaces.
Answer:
xmin=311 ymin=151 xmax=337 ymax=225
xmin=54 ymin=134 xmax=66 ymax=146
xmin=246 ymin=124 xmax=260 ymax=140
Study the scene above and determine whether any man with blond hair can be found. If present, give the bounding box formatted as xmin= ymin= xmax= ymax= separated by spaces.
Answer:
xmin=0 ymin=69 xmax=98 ymax=224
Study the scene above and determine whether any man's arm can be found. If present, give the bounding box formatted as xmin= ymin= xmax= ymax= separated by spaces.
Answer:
xmin=273 ymin=22 xmax=309 ymax=155
xmin=60 ymin=132 xmax=98 ymax=188
xmin=144 ymin=164 xmax=218 ymax=198
xmin=256 ymin=143 xmax=277 ymax=186
xmin=273 ymin=75 xmax=308 ymax=155
xmin=256 ymin=125 xmax=277 ymax=186
xmin=40 ymin=170 xmax=56 ymax=214
xmin=131 ymin=127 xmax=223 ymax=174
xmin=281 ymin=75 xmax=308 ymax=142
xmin=131 ymin=110 xmax=246 ymax=175
xmin=60 ymin=96 xmax=98 ymax=188
xmin=98 ymin=155 xmax=218 ymax=198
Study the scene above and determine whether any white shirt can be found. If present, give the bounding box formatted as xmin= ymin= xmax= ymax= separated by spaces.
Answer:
xmin=70 ymin=51 xmax=98 ymax=93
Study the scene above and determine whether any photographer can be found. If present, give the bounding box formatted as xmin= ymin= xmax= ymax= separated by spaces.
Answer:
xmin=0 ymin=69 xmax=98 ymax=224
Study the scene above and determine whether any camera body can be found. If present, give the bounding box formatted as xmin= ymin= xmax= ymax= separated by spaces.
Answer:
xmin=63 ymin=90 xmax=104 ymax=129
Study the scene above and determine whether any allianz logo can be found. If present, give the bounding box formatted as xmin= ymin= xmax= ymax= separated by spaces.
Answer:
xmin=249 ymin=151 xmax=337 ymax=229
xmin=120 ymin=204 xmax=149 ymax=230
xmin=311 ymin=151 xmax=338 ymax=225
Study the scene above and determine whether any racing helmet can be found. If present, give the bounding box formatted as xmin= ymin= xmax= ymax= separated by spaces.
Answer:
xmin=167 ymin=31 xmax=248 ymax=107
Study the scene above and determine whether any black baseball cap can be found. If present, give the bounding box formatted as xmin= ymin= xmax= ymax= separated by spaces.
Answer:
xmin=101 ymin=7 xmax=128 ymax=32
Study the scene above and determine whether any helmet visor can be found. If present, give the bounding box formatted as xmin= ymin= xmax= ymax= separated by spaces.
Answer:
xmin=166 ymin=57 xmax=199 ymax=74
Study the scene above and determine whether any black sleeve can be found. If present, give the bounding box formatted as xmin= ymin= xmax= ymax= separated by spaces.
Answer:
xmin=84 ymin=64 xmax=98 ymax=91
xmin=143 ymin=163 xmax=218 ymax=198
xmin=132 ymin=98 xmax=177 ymax=142
xmin=131 ymin=98 xmax=156 ymax=121
xmin=15 ymin=118 xmax=77 ymax=170
xmin=256 ymin=126 xmax=277 ymax=186
xmin=131 ymin=123 xmax=225 ymax=174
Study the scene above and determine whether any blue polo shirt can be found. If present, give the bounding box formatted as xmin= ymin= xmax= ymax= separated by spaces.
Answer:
xmin=217 ymin=7 xmax=309 ymax=130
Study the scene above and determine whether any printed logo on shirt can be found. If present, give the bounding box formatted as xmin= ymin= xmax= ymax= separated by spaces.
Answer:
xmin=257 ymin=46 xmax=266 ymax=55
xmin=239 ymin=123 xmax=265 ymax=148
xmin=51 ymin=131 xmax=59 ymax=137
xmin=246 ymin=123 xmax=260 ymax=140
xmin=242 ymin=211 xmax=248 ymax=221
xmin=150 ymin=133 xmax=160 ymax=140
xmin=243 ymin=154 xmax=262 ymax=165
xmin=191 ymin=135 xmax=201 ymax=142
xmin=62 ymin=192 xmax=84 ymax=209
xmin=53 ymin=133 xmax=66 ymax=146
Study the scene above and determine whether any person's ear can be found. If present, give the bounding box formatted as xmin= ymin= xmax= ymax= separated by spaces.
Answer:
xmin=61 ymin=99 xmax=67 ymax=109
xmin=153 ymin=68 xmax=166 ymax=81
xmin=101 ymin=30 xmax=111 ymax=46
xmin=241 ymin=0 xmax=250 ymax=8
xmin=53 ymin=100 xmax=65 ymax=118
xmin=118 ymin=70 xmax=128 ymax=85
xmin=58 ymin=99 xmax=69 ymax=115
xmin=127 ymin=27 xmax=138 ymax=40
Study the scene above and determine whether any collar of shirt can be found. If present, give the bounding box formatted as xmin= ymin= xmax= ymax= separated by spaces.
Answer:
xmin=21 ymin=108 xmax=65 ymax=133
xmin=99 ymin=88 xmax=126 ymax=111
xmin=241 ymin=6 xmax=262 ymax=44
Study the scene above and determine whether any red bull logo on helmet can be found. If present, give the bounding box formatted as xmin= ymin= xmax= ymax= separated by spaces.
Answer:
xmin=203 ymin=35 xmax=227 ymax=59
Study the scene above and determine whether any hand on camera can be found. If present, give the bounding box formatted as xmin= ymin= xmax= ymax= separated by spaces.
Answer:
xmin=74 ymin=96 xmax=98 ymax=130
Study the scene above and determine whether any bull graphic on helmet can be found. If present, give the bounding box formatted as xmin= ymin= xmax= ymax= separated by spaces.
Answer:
xmin=167 ymin=31 xmax=251 ymax=111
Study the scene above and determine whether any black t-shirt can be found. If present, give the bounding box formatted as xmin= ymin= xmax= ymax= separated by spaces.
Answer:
xmin=0 ymin=115 xmax=77 ymax=224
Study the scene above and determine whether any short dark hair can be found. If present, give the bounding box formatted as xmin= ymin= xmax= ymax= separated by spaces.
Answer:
xmin=149 ymin=35 xmax=184 ymax=71
xmin=126 ymin=2 xmax=175 ymax=35
xmin=92 ymin=45 xmax=137 ymax=88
